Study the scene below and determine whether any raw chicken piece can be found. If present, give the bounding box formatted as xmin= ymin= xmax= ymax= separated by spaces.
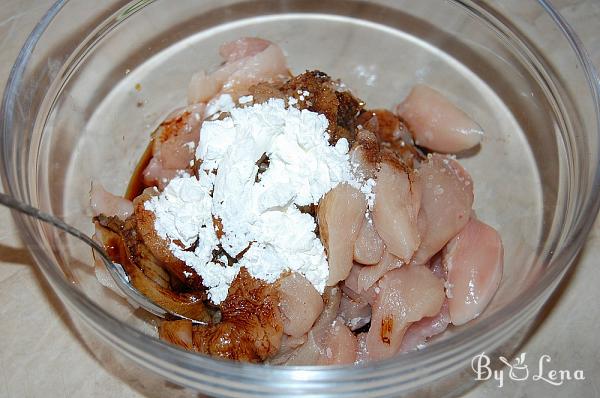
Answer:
xmin=318 ymin=184 xmax=368 ymax=285
xmin=373 ymin=161 xmax=422 ymax=261
xmin=219 ymin=37 xmax=271 ymax=62
xmin=281 ymin=334 xmax=308 ymax=351
xmin=223 ymin=44 xmax=288 ymax=95
xmin=154 ymin=105 xmax=204 ymax=170
xmin=342 ymin=263 xmax=378 ymax=305
xmin=357 ymin=250 xmax=403 ymax=293
xmin=278 ymin=273 xmax=324 ymax=337
xmin=283 ymin=287 xmax=344 ymax=365
xmin=187 ymin=70 xmax=220 ymax=105
xmin=317 ymin=319 xmax=358 ymax=365
xmin=339 ymin=293 xmax=371 ymax=331
xmin=284 ymin=318 xmax=357 ymax=366
xmin=188 ymin=38 xmax=289 ymax=104
xmin=366 ymin=265 xmax=445 ymax=361
xmin=349 ymin=129 xmax=380 ymax=180
xmin=142 ymin=158 xmax=181 ymax=191
xmin=143 ymin=105 xmax=204 ymax=188
xmin=313 ymin=286 xmax=343 ymax=331
xmin=342 ymin=263 xmax=361 ymax=294
xmin=268 ymin=334 xmax=308 ymax=365
xmin=411 ymin=154 xmax=473 ymax=265
xmin=90 ymin=181 xmax=133 ymax=220
xmin=396 ymin=85 xmax=483 ymax=153
xmin=283 ymin=330 xmax=323 ymax=365
xmin=399 ymin=300 xmax=450 ymax=353
xmin=354 ymin=217 xmax=384 ymax=265
xmin=429 ymin=253 xmax=447 ymax=280
xmin=355 ymin=333 xmax=369 ymax=364
xmin=444 ymin=218 xmax=503 ymax=325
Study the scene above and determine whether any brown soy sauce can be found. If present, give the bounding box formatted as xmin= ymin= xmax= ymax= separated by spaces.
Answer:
xmin=125 ymin=141 xmax=154 ymax=201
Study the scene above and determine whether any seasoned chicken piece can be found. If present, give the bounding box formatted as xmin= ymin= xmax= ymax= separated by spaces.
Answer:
xmin=362 ymin=109 xmax=401 ymax=142
xmin=95 ymin=215 xmax=170 ymax=289
xmin=357 ymin=109 xmax=423 ymax=168
xmin=247 ymin=81 xmax=286 ymax=104
xmin=349 ymin=129 xmax=380 ymax=179
xmin=94 ymin=215 xmax=212 ymax=323
xmin=90 ymin=181 xmax=133 ymax=220
xmin=143 ymin=105 xmax=204 ymax=189
xmin=396 ymin=85 xmax=483 ymax=153
xmin=444 ymin=218 xmax=503 ymax=325
xmin=191 ymin=268 xmax=283 ymax=362
xmin=318 ymin=183 xmax=368 ymax=285
xmin=281 ymin=70 xmax=364 ymax=145
xmin=159 ymin=319 xmax=194 ymax=350
xmin=411 ymin=154 xmax=474 ymax=265
xmin=132 ymin=188 xmax=203 ymax=289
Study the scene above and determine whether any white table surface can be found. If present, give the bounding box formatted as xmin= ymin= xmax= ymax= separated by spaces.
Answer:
xmin=0 ymin=1 xmax=599 ymax=397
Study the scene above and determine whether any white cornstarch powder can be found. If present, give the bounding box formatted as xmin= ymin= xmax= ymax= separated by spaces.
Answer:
xmin=205 ymin=93 xmax=235 ymax=117
xmin=146 ymin=98 xmax=357 ymax=303
xmin=238 ymin=95 xmax=254 ymax=104
xmin=360 ymin=178 xmax=377 ymax=210
xmin=143 ymin=174 xmax=241 ymax=304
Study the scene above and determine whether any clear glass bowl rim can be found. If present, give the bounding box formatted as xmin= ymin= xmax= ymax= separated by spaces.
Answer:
xmin=2 ymin=0 xmax=600 ymax=391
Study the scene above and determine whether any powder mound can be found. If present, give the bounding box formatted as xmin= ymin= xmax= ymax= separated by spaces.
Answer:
xmin=147 ymin=98 xmax=359 ymax=303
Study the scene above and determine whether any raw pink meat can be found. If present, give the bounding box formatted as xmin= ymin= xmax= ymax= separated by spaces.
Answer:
xmin=219 ymin=37 xmax=271 ymax=62
xmin=188 ymin=38 xmax=288 ymax=104
xmin=357 ymin=251 xmax=403 ymax=293
xmin=399 ymin=300 xmax=450 ymax=353
xmin=339 ymin=293 xmax=371 ymax=331
xmin=90 ymin=181 xmax=133 ymax=220
xmin=318 ymin=184 xmax=368 ymax=285
xmin=354 ymin=217 xmax=384 ymax=265
xmin=278 ymin=273 xmax=324 ymax=337
xmin=396 ymin=85 xmax=483 ymax=153
xmin=366 ymin=265 xmax=444 ymax=361
xmin=317 ymin=319 xmax=358 ymax=365
xmin=444 ymin=218 xmax=503 ymax=325
xmin=373 ymin=161 xmax=421 ymax=261
xmin=143 ymin=104 xmax=205 ymax=188
xmin=412 ymin=154 xmax=473 ymax=265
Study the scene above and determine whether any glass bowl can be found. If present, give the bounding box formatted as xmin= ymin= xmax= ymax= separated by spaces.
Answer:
xmin=2 ymin=0 xmax=599 ymax=397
